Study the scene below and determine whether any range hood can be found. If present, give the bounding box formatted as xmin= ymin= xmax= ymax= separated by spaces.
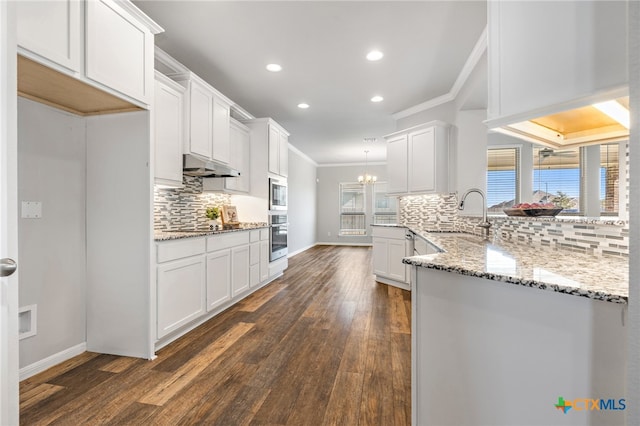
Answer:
xmin=183 ymin=155 xmax=240 ymax=178
xmin=487 ymin=96 xmax=630 ymax=149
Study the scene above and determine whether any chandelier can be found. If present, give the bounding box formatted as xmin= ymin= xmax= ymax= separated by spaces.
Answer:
xmin=358 ymin=141 xmax=377 ymax=184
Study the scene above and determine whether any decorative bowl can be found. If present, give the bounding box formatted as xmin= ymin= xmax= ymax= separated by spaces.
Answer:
xmin=522 ymin=208 xmax=563 ymax=217
xmin=503 ymin=207 xmax=563 ymax=217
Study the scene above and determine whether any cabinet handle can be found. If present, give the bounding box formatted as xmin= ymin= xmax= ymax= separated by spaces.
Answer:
xmin=0 ymin=258 xmax=17 ymax=277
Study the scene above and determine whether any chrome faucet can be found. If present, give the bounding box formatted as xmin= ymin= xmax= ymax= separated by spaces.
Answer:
xmin=458 ymin=188 xmax=492 ymax=237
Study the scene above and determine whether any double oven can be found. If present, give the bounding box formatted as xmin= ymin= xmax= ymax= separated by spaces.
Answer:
xmin=269 ymin=178 xmax=288 ymax=262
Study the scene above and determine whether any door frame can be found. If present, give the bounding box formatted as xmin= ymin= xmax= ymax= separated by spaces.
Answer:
xmin=0 ymin=1 xmax=19 ymax=424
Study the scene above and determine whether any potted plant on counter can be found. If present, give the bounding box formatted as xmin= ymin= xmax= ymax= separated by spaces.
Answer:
xmin=206 ymin=206 xmax=221 ymax=230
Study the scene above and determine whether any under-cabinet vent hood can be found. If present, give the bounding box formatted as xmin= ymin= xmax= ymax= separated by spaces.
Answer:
xmin=183 ymin=155 xmax=240 ymax=178
xmin=488 ymin=97 xmax=630 ymax=149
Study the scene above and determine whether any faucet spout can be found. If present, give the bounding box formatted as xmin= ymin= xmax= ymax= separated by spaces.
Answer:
xmin=458 ymin=188 xmax=491 ymax=237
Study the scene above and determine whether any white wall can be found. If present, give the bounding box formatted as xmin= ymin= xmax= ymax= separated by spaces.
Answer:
xmin=287 ymin=148 xmax=317 ymax=256
xmin=396 ymin=100 xmax=457 ymax=131
xmin=17 ymin=98 xmax=86 ymax=368
xmin=316 ymin=164 xmax=387 ymax=245
xmin=455 ymin=109 xmax=488 ymax=216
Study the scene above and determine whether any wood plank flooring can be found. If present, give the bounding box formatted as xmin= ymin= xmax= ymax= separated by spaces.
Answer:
xmin=20 ymin=245 xmax=411 ymax=425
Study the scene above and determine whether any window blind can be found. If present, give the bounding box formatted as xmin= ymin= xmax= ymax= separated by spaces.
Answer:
xmin=487 ymin=148 xmax=519 ymax=212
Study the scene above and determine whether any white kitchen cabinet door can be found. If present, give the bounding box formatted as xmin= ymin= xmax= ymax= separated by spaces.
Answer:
xmin=372 ymin=238 xmax=389 ymax=277
xmin=231 ymin=245 xmax=250 ymax=297
xmin=268 ymin=125 xmax=280 ymax=175
xmin=207 ymin=118 xmax=250 ymax=193
xmin=157 ymin=255 xmax=206 ymax=339
xmin=259 ymin=240 xmax=269 ymax=282
xmin=16 ymin=0 xmax=82 ymax=73
xmin=206 ymin=249 xmax=231 ymax=312
xmin=409 ymin=127 xmax=435 ymax=193
xmin=386 ymin=134 xmax=408 ymax=194
xmin=154 ymin=73 xmax=184 ymax=187
xmin=212 ymin=96 xmax=230 ymax=164
xmin=186 ymin=79 xmax=214 ymax=160
xmin=85 ymin=0 xmax=153 ymax=105
xmin=278 ymin=131 xmax=288 ymax=178
xmin=387 ymin=239 xmax=407 ymax=283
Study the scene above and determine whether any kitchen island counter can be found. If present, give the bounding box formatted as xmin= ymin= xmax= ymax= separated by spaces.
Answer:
xmin=154 ymin=223 xmax=268 ymax=241
xmin=403 ymin=230 xmax=628 ymax=304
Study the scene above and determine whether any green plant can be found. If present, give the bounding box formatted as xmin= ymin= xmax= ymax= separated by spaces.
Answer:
xmin=206 ymin=206 xmax=220 ymax=220
xmin=551 ymin=191 xmax=573 ymax=209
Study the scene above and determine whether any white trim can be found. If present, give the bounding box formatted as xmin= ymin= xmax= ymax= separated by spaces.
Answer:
xmin=287 ymin=243 xmax=317 ymax=258
xmin=317 ymin=161 xmax=386 ymax=168
xmin=113 ymin=0 xmax=164 ymax=34
xmin=288 ymin=144 xmax=318 ymax=167
xmin=154 ymin=47 xmax=190 ymax=75
xmin=19 ymin=343 xmax=87 ymax=381
xmin=374 ymin=275 xmax=411 ymax=291
xmin=393 ymin=25 xmax=488 ymax=120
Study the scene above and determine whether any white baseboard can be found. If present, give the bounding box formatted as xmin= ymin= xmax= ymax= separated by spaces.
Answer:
xmin=315 ymin=242 xmax=372 ymax=247
xmin=287 ymin=243 xmax=317 ymax=258
xmin=20 ymin=342 xmax=87 ymax=381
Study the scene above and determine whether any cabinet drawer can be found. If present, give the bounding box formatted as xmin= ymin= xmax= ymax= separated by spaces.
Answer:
xmin=371 ymin=226 xmax=407 ymax=240
xmin=260 ymin=228 xmax=269 ymax=241
xmin=207 ymin=231 xmax=250 ymax=252
xmin=250 ymin=230 xmax=260 ymax=243
xmin=157 ymin=237 xmax=206 ymax=263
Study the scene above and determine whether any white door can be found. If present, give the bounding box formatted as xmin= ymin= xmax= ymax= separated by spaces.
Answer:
xmin=1 ymin=2 xmax=20 ymax=424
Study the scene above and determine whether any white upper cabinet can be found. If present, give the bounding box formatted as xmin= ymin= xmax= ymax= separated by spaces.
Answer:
xmin=16 ymin=0 xmax=162 ymax=108
xmin=171 ymin=72 xmax=232 ymax=164
xmin=16 ymin=0 xmax=82 ymax=73
xmin=154 ymin=72 xmax=185 ymax=188
xmin=487 ymin=0 xmax=627 ymax=122
xmin=85 ymin=0 xmax=154 ymax=105
xmin=268 ymin=123 xmax=289 ymax=178
xmin=385 ymin=121 xmax=452 ymax=195
xmin=212 ymin=96 xmax=231 ymax=164
xmin=185 ymin=76 xmax=214 ymax=159
xmin=203 ymin=118 xmax=250 ymax=193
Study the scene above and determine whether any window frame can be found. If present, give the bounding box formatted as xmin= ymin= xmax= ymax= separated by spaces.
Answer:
xmin=486 ymin=145 xmax=521 ymax=213
xmin=338 ymin=182 xmax=367 ymax=236
xmin=372 ymin=181 xmax=398 ymax=225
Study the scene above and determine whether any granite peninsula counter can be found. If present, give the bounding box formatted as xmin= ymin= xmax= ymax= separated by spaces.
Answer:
xmin=403 ymin=230 xmax=628 ymax=304
xmin=406 ymin=227 xmax=628 ymax=425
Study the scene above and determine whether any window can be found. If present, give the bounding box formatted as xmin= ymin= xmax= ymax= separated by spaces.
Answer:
xmin=533 ymin=147 xmax=581 ymax=213
xmin=487 ymin=148 xmax=520 ymax=213
xmin=600 ymin=143 xmax=619 ymax=215
xmin=372 ymin=182 xmax=398 ymax=224
xmin=339 ymin=183 xmax=366 ymax=236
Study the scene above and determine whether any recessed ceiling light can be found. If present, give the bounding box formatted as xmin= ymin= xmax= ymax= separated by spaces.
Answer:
xmin=371 ymin=95 xmax=384 ymax=103
xmin=366 ymin=50 xmax=384 ymax=61
xmin=266 ymin=63 xmax=282 ymax=72
xmin=297 ymin=103 xmax=310 ymax=109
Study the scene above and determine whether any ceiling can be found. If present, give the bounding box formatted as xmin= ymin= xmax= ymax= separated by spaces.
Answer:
xmin=133 ymin=1 xmax=487 ymax=165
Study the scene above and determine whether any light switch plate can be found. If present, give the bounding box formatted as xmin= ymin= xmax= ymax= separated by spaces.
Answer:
xmin=21 ymin=201 xmax=42 ymax=219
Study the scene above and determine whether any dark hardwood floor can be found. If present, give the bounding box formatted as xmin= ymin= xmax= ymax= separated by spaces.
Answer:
xmin=20 ymin=245 xmax=411 ymax=425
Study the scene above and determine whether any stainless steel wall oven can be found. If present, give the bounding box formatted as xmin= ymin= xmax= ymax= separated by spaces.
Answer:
xmin=269 ymin=213 xmax=288 ymax=262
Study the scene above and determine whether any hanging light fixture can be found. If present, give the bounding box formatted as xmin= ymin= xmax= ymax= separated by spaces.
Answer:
xmin=358 ymin=138 xmax=377 ymax=184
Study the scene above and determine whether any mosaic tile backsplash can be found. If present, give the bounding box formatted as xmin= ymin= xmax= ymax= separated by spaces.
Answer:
xmin=154 ymin=176 xmax=231 ymax=231
xmin=399 ymin=193 xmax=629 ymax=256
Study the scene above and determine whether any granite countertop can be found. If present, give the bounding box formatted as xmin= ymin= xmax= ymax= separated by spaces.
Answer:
xmin=155 ymin=223 xmax=269 ymax=241
xmin=402 ymin=229 xmax=628 ymax=304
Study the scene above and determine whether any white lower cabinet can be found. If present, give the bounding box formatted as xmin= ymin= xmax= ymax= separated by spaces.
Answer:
xmin=156 ymin=227 xmax=276 ymax=346
xmin=371 ymin=226 xmax=410 ymax=290
xmin=157 ymin=254 xmax=206 ymax=339
xmin=231 ymin=245 xmax=250 ymax=296
xmin=206 ymin=249 xmax=231 ymax=311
